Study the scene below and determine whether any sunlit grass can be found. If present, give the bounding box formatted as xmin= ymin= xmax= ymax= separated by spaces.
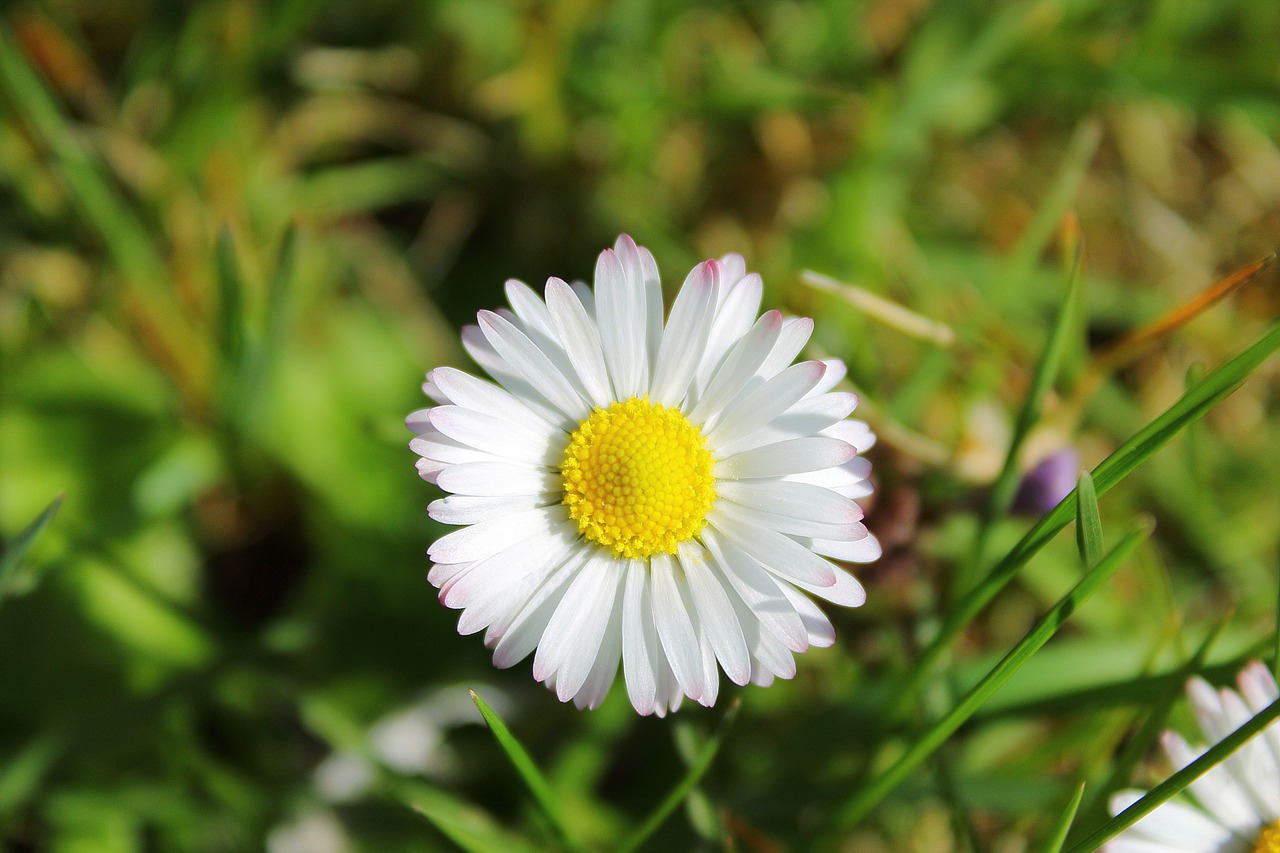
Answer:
xmin=2 ymin=1 xmax=1279 ymax=850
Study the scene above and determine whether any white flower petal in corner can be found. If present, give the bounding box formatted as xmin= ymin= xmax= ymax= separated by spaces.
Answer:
xmin=1104 ymin=661 xmax=1280 ymax=853
xmin=409 ymin=235 xmax=877 ymax=714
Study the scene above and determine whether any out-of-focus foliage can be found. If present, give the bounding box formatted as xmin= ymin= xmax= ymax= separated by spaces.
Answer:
xmin=1 ymin=0 xmax=1278 ymax=850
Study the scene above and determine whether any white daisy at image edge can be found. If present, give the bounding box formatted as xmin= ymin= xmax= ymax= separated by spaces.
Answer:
xmin=408 ymin=235 xmax=879 ymax=715
xmin=1106 ymin=661 xmax=1280 ymax=853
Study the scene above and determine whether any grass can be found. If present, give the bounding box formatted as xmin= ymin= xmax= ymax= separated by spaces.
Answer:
xmin=1 ymin=1 xmax=1279 ymax=850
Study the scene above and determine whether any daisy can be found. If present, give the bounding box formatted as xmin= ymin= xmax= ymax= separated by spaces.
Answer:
xmin=1106 ymin=661 xmax=1280 ymax=853
xmin=407 ymin=235 xmax=879 ymax=715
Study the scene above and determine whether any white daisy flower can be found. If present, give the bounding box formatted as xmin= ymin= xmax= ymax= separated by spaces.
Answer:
xmin=1106 ymin=661 xmax=1280 ymax=853
xmin=407 ymin=235 xmax=879 ymax=715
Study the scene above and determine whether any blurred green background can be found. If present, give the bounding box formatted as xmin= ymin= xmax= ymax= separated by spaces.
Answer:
xmin=2 ymin=0 xmax=1279 ymax=850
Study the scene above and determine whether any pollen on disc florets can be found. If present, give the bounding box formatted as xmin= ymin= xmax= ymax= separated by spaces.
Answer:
xmin=1254 ymin=822 xmax=1280 ymax=853
xmin=560 ymin=397 xmax=716 ymax=559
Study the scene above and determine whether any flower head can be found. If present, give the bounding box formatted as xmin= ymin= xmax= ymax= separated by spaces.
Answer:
xmin=1106 ymin=661 xmax=1280 ymax=852
xmin=408 ymin=235 xmax=879 ymax=715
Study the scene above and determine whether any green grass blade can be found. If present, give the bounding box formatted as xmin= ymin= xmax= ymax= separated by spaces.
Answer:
xmin=889 ymin=321 xmax=1280 ymax=718
xmin=469 ymin=689 xmax=577 ymax=851
xmin=215 ymin=227 xmax=246 ymax=365
xmin=1081 ymin=616 xmax=1228 ymax=825
xmin=0 ymin=24 xmax=166 ymax=290
xmin=618 ymin=698 xmax=740 ymax=853
xmin=1064 ymin=695 xmax=1280 ymax=853
xmin=265 ymin=225 xmax=298 ymax=361
xmin=1075 ymin=470 xmax=1103 ymax=568
xmin=1038 ymin=781 xmax=1086 ymax=853
xmin=1274 ymin=548 xmax=1280 ymax=683
xmin=1002 ymin=118 xmax=1101 ymax=296
xmin=958 ymin=241 xmax=1083 ymax=594
xmin=835 ymin=522 xmax=1151 ymax=830
xmin=0 ymin=495 xmax=63 ymax=603
xmin=394 ymin=778 xmax=542 ymax=853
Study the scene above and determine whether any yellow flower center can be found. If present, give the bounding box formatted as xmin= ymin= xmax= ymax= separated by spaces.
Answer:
xmin=560 ymin=397 xmax=716 ymax=559
xmin=1254 ymin=821 xmax=1280 ymax=853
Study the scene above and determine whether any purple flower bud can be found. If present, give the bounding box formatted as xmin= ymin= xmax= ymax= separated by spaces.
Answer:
xmin=1012 ymin=449 xmax=1081 ymax=516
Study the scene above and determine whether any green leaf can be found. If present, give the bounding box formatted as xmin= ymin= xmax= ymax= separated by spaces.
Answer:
xmin=0 ymin=495 xmax=63 ymax=603
xmin=395 ymin=779 xmax=542 ymax=853
xmin=470 ymin=689 xmax=577 ymax=851
xmin=1038 ymin=782 xmax=1085 ymax=853
xmin=618 ymin=698 xmax=740 ymax=853
xmin=1064 ymin=695 xmax=1280 ymax=852
xmin=958 ymin=237 xmax=1084 ymax=594
xmin=1074 ymin=470 xmax=1103 ymax=568
xmin=833 ymin=521 xmax=1151 ymax=831
xmin=215 ymin=226 xmax=246 ymax=365
xmin=889 ymin=321 xmax=1280 ymax=718
xmin=0 ymin=732 xmax=64 ymax=817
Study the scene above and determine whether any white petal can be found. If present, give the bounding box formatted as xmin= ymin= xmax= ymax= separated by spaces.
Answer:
xmin=459 ymin=550 xmax=568 ymax=639
xmin=706 ymin=361 xmax=827 ymax=450
xmin=757 ymin=317 xmax=813 ymax=379
xmin=575 ymin=584 xmax=625 ymax=710
xmin=429 ymin=366 xmax=558 ymax=430
xmin=701 ymin=528 xmax=808 ymax=653
xmin=776 ymin=583 xmax=836 ymax=647
xmin=594 ymin=248 xmax=648 ymax=399
xmin=407 ymin=407 xmax=433 ymax=434
xmin=694 ymin=618 xmax=720 ymax=707
xmin=478 ymin=311 xmax=589 ymax=420
xmin=718 ymin=391 xmax=859 ymax=454
xmin=650 ymin=553 xmax=706 ymax=702
xmin=615 ymin=234 xmax=665 ymax=379
xmin=809 ymin=533 xmax=882 ymax=564
xmin=533 ymin=555 xmax=624 ymax=701
xmin=545 ymin=277 xmax=613 ymax=408
xmin=415 ymin=457 xmax=447 ymax=483
xmin=411 ymin=432 xmax=504 ymax=466
xmin=435 ymin=462 xmax=559 ymax=497
xmin=428 ymin=494 xmax=549 ymax=525
xmin=1161 ymin=731 xmax=1258 ymax=833
xmin=715 ymin=498 xmax=865 ymax=541
xmin=806 ymin=358 xmax=848 ymax=397
xmin=491 ymin=553 xmax=585 ymax=668
xmin=444 ymin=521 xmax=577 ymax=613
xmin=1239 ymin=661 xmax=1280 ymax=712
xmin=650 ymin=260 xmax=718 ymax=406
xmin=1107 ymin=790 xmax=1237 ymax=850
xmin=688 ymin=310 xmax=783 ymax=425
xmin=707 ymin=508 xmax=836 ymax=588
xmin=504 ymin=279 xmax=558 ymax=341
xmin=716 ymin=479 xmax=860 ymax=523
xmin=623 ymin=561 xmax=659 ymax=715
xmin=781 ymin=562 xmax=867 ymax=606
xmin=716 ymin=436 xmax=857 ymax=480
xmin=677 ymin=541 xmax=750 ymax=686
xmin=1101 ymin=841 xmax=1193 ymax=853
xmin=1215 ymin=687 xmax=1280 ymax=819
xmin=718 ymin=253 xmax=747 ymax=289
xmin=784 ymin=457 xmax=874 ymax=497
xmin=429 ymin=505 xmax=566 ymax=564
xmin=693 ymin=272 xmax=763 ymax=394
xmin=428 ymin=406 xmax=563 ymax=466
xmin=461 ymin=325 xmax=566 ymax=426
xmin=1238 ymin=661 xmax=1280 ymax=768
